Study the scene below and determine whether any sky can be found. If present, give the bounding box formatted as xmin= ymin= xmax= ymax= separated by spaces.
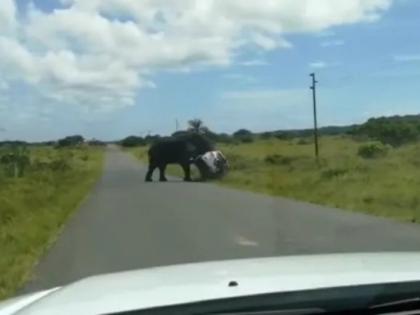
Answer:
xmin=0 ymin=0 xmax=419 ymax=141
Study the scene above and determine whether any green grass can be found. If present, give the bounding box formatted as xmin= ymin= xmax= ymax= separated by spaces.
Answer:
xmin=127 ymin=136 xmax=420 ymax=223
xmin=0 ymin=146 xmax=104 ymax=300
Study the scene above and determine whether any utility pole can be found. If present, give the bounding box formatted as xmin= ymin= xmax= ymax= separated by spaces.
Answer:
xmin=310 ymin=73 xmax=319 ymax=159
xmin=175 ymin=119 xmax=179 ymax=132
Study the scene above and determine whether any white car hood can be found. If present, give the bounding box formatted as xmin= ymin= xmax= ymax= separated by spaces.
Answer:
xmin=3 ymin=253 xmax=420 ymax=315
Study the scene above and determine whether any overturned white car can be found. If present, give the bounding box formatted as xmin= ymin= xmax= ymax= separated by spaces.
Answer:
xmin=194 ymin=150 xmax=229 ymax=180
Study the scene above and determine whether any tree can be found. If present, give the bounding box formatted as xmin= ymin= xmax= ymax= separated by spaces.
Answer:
xmin=233 ymin=129 xmax=252 ymax=138
xmin=187 ymin=119 xmax=209 ymax=134
xmin=354 ymin=117 xmax=419 ymax=147
xmin=172 ymin=131 xmax=190 ymax=138
xmin=57 ymin=135 xmax=84 ymax=147
xmin=120 ymin=136 xmax=145 ymax=147
xmin=144 ymin=134 xmax=161 ymax=144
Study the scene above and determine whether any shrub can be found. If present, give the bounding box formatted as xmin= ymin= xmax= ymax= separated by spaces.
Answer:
xmin=354 ymin=118 xmax=418 ymax=147
xmin=274 ymin=132 xmax=289 ymax=140
xmin=240 ymin=136 xmax=254 ymax=143
xmin=321 ymin=168 xmax=348 ymax=179
xmin=50 ymin=158 xmax=71 ymax=171
xmin=296 ymin=138 xmax=311 ymax=145
xmin=225 ymin=153 xmax=254 ymax=171
xmin=0 ymin=146 xmax=30 ymax=178
xmin=260 ymin=132 xmax=272 ymax=140
xmin=358 ymin=143 xmax=388 ymax=159
xmin=81 ymin=154 xmax=89 ymax=161
xmin=264 ymin=154 xmax=293 ymax=165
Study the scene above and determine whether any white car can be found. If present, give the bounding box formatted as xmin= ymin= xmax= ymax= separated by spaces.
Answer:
xmin=2 ymin=253 xmax=420 ymax=315
xmin=194 ymin=150 xmax=229 ymax=180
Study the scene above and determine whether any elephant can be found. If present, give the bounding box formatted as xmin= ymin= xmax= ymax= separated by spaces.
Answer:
xmin=145 ymin=133 xmax=214 ymax=182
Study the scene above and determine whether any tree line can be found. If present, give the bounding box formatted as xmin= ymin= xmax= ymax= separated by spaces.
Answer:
xmin=118 ymin=115 xmax=420 ymax=148
xmin=2 ymin=114 xmax=419 ymax=149
xmin=350 ymin=115 xmax=420 ymax=147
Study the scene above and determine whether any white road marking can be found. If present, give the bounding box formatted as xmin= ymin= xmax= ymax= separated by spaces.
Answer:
xmin=235 ymin=235 xmax=259 ymax=247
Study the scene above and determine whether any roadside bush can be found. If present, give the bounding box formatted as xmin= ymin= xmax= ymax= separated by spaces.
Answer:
xmin=0 ymin=146 xmax=30 ymax=178
xmin=358 ymin=143 xmax=388 ymax=159
xmin=30 ymin=151 xmax=74 ymax=173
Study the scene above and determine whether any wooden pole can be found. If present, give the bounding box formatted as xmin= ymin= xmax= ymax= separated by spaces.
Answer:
xmin=310 ymin=73 xmax=319 ymax=159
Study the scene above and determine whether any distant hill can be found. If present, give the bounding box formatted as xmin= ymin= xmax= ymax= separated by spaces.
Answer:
xmin=350 ymin=114 xmax=420 ymax=146
xmin=269 ymin=125 xmax=359 ymax=137
xmin=258 ymin=114 xmax=420 ymax=139
xmin=368 ymin=114 xmax=420 ymax=123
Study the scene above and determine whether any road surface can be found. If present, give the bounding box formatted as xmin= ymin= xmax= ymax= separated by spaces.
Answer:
xmin=24 ymin=146 xmax=420 ymax=292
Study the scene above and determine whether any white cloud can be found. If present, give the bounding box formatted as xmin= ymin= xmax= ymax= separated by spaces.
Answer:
xmin=0 ymin=0 xmax=393 ymax=114
xmin=223 ymin=73 xmax=257 ymax=83
xmin=321 ymin=40 xmax=345 ymax=47
xmin=240 ymin=59 xmax=268 ymax=66
xmin=309 ymin=61 xmax=328 ymax=69
xmin=394 ymin=54 xmax=420 ymax=62
xmin=0 ymin=0 xmax=17 ymax=34
xmin=315 ymin=30 xmax=336 ymax=37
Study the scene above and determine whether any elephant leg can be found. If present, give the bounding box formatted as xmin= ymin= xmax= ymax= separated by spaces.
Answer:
xmin=181 ymin=162 xmax=192 ymax=182
xmin=196 ymin=159 xmax=211 ymax=181
xmin=145 ymin=161 xmax=157 ymax=182
xmin=159 ymin=164 xmax=167 ymax=182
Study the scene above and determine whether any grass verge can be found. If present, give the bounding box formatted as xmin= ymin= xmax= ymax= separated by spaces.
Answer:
xmin=0 ymin=146 xmax=104 ymax=300
xmin=126 ymin=136 xmax=420 ymax=223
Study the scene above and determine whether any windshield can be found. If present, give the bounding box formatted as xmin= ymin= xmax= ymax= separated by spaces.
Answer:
xmin=1 ymin=0 xmax=420 ymax=311
xmin=112 ymin=281 xmax=420 ymax=315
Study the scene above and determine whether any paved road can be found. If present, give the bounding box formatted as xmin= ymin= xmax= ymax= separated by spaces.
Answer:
xmin=24 ymin=146 xmax=420 ymax=293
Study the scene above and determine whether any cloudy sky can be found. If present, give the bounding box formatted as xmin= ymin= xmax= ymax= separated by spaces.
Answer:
xmin=0 ymin=0 xmax=419 ymax=141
